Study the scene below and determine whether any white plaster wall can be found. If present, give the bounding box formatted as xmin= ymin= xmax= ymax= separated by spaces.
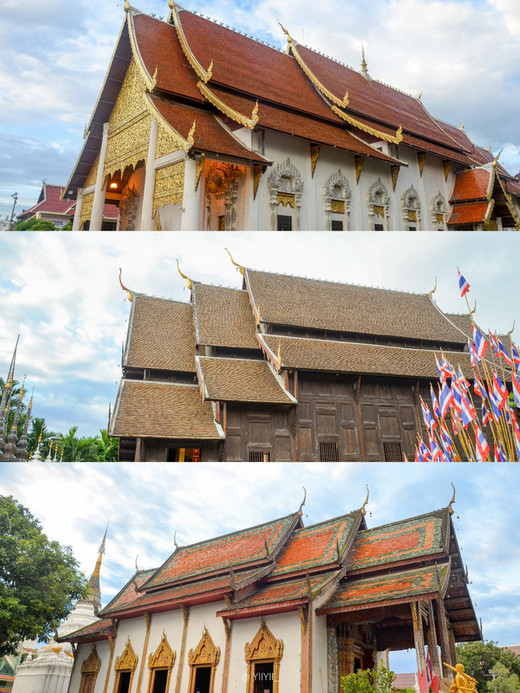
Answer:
xmin=68 ymin=640 xmax=111 ymax=693
xmin=105 ymin=616 xmax=148 ymax=693
xmin=227 ymin=612 xmax=302 ymax=693
xmin=312 ymin=611 xmax=329 ymax=693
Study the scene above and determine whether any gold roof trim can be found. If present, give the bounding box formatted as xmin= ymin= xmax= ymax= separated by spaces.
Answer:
xmin=169 ymin=2 xmax=213 ymax=83
xmin=280 ymin=25 xmax=349 ymax=108
xmin=144 ymin=94 xmax=195 ymax=153
xmin=197 ymin=81 xmax=259 ymax=130
xmin=127 ymin=10 xmax=156 ymax=91
xmin=224 ymin=248 xmax=245 ymax=275
xmin=332 ymin=105 xmax=403 ymax=145
xmin=496 ymin=173 xmax=520 ymax=228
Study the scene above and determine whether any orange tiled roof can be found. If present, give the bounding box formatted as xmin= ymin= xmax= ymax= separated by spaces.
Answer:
xmin=447 ymin=201 xmax=492 ymax=226
xmin=125 ymin=295 xmax=196 ymax=373
xmin=450 ymin=168 xmax=492 ymax=203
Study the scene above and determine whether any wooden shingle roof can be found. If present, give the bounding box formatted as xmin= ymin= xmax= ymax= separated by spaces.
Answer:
xmin=192 ymin=283 xmax=258 ymax=349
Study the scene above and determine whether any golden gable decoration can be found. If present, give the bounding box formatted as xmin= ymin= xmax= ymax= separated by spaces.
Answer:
xmin=81 ymin=645 xmax=102 ymax=675
xmin=149 ymin=632 xmax=176 ymax=670
xmin=188 ymin=627 xmax=220 ymax=667
xmin=115 ymin=637 xmax=139 ymax=672
xmin=244 ymin=619 xmax=284 ymax=663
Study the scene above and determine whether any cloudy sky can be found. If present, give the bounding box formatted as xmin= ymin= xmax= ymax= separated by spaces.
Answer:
xmin=1 ymin=231 xmax=519 ymax=439
xmin=1 ymin=463 xmax=519 ymax=670
xmin=1 ymin=0 xmax=519 ymax=220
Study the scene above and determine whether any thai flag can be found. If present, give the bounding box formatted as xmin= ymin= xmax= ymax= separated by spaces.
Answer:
xmin=439 ymin=382 xmax=454 ymax=418
xmin=512 ymin=371 xmax=520 ymax=407
xmin=457 ymin=367 xmax=470 ymax=391
xmin=435 ymin=354 xmax=445 ymax=383
xmin=451 ymin=380 xmax=463 ymax=414
xmin=430 ymin=384 xmax=441 ymax=419
xmin=421 ymin=396 xmax=436 ymax=433
xmin=489 ymin=332 xmax=499 ymax=356
xmin=461 ymin=392 xmax=476 ymax=428
xmin=498 ymin=338 xmax=513 ymax=366
xmin=494 ymin=442 xmax=507 ymax=462
xmin=474 ymin=374 xmax=487 ymax=400
xmin=458 ymin=269 xmax=470 ymax=297
xmin=468 ymin=339 xmax=480 ymax=368
xmin=514 ymin=421 xmax=520 ymax=460
xmin=420 ymin=439 xmax=432 ymax=462
xmin=482 ymin=401 xmax=491 ymax=427
xmin=492 ymin=372 xmax=508 ymax=408
xmin=512 ymin=342 xmax=520 ymax=370
xmin=415 ymin=445 xmax=423 ymax=463
xmin=475 ymin=425 xmax=490 ymax=462
xmin=429 ymin=434 xmax=442 ymax=462
xmin=472 ymin=325 xmax=488 ymax=359
xmin=440 ymin=422 xmax=453 ymax=454
xmin=488 ymin=389 xmax=502 ymax=418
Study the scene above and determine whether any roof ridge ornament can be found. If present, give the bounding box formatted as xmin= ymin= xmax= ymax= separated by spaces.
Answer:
xmin=169 ymin=2 xmax=213 ymax=83
xmin=428 ymin=276 xmax=437 ymax=300
xmin=224 ymin=248 xmax=245 ymax=275
xmin=176 ymin=260 xmax=193 ymax=289
xmin=361 ymin=45 xmax=369 ymax=78
xmin=119 ymin=269 xmax=134 ymax=302
xmin=298 ymin=487 xmax=307 ymax=517
xmin=197 ymin=81 xmax=259 ymax=129
xmin=331 ymin=105 xmax=404 ymax=145
xmin=361 ymin=484 xmax=369 ymax=516
xmin=448 ymin=483 xmax=456 ymax=515
xmin=279 ymin=22 xmax=349 ymax=108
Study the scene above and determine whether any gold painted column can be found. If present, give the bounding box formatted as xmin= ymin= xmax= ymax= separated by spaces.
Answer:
xmin=91 ymin=123 xmax=110 ymax=230
xmin=140 ymin=118 xmax=159 ymax=230
xmin=72 ymin=188 xmax=84 ymax=231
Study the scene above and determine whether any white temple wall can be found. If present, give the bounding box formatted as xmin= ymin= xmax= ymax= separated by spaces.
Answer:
xmin=227 ymin=612 xmax=301 ymax=693
xmin=312 ymin=610 xmax=329 ymax=693
xmin=105 ymin=616 xmax=147 ymax=693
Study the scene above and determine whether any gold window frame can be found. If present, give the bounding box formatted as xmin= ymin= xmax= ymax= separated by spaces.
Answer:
xmin=113 ymin=638 xmax=139 ymax=693
xmin=147 ymin=632 xmax=176 ymax=693
xmin=187 ymin=627 xmax=220 ymax=693
xmin=79 ymin=645 xmax=102 ymax=693
xmin=244 ymin=620 xmax=284 ymax=693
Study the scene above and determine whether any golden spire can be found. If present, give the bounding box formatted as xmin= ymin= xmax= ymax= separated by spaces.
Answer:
xmin=224 ymin=247 xmax=245 ymax=275
xmin=361 ymin=45 xmax=368 ymax=76
xmin=361 ymin=485 xmax=369 ymax=515
xmin=176 ymin=260 xmax=192 ymax=289
xmin=88 ymin=523 xmax=108 ymax=612
xmin=119 ymin=268 xmax=133 ymax=302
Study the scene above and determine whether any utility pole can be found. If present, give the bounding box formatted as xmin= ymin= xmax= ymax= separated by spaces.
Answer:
xmin=9 ymin=192 xmax=18 ymax=230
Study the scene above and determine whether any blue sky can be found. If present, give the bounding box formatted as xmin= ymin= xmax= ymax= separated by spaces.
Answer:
xmin=1 ymin=232 xmax=519 ymax=439
xmin=1 ymin=0 xmax=519 ymax=220
xmin=1 ymin=463 xmax=519 ymax=671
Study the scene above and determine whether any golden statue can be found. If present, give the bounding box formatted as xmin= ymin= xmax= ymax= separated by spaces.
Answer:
xmin=444 ymin=663 xmax=478 ymax=693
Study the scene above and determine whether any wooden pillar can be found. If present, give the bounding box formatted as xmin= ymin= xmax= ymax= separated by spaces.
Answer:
xmin=436 ymin=598 xmax=453 ymax=677
xmin=354 ymin=376 xmax=365 ymax=461
xmin=221 ymin=618 xmax=232 ymax=693
xmin=140 ymin=118 xmax=159 ymax=230
xmin=136 ymin=613 xmax=151 ymax=692
xmin=135 ymin=437 xmax=143 ymax=462
xmin=175 ymin=605 xmax=190 ymax=693
xmin=91 ymin=123 xmax=109 ymax=230
xmin=426 ymin=601 xmax=442 ymax=678
xmin=448 ymin=628 xmax=457 ymax=669
xmin=411 ymin=602 xmax=426 ymax=674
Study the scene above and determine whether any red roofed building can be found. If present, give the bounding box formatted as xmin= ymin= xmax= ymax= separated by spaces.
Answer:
xmin=63 ymin=3 xmax=520 ymax=230
xmin=59 ymin=494 xmax=481 ymax=693
xmin=17 ymin=182 xmax=119 ymax=230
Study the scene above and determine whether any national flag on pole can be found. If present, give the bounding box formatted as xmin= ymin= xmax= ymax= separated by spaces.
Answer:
xmin=458 ymin=269 xmax=470 ymax=297
xmin=494 ymin=442 xmax=507 ymax=462
xmin=488 ymin=389 xmax=502 ymax=419
xmin=429 ymin=434 xmax=442 ymax=462
xmin=512 ymin=371 xmax=520 ymax=407
xmin=497 ymin=338 xmax=513 ymax=366
xmin=421 ymin=396 xmax=436 ymax=433
xmin=511 ymin=342 xmax=520 ymax=370
xmin=514 ymin=421 xmax=520 ymax=460
xmin=419 ymin=438 xmax=432 ymax=463
xmin=489 ymin=332 xmax=499 ymax=356
xmin=461 ymin=392 xmax=476 ymax=428
xmin=473 ymin=374 xmax=487 ymax=400
xmin=440 ymin=422 xmax=453 ymax=454
xmin=468 ymin=339 xmax=480 ymax=368
xmin=451 ymin=379 xmax=463 ymax=415
xmin=472 ymin=325 xmax=488 ymax=359
xmin=475 ymin=425 xmax=490 ymax=462
xmin=435 ymin=354 xmax=445 ymax=383
xmin=492 ymin=372 xmax=508 ymax=408
xmin=426 ymin=651 xmax=433 ymax=685
xmin=430 ymin=384 xmax=441 ymax=419
xmin=457 ymin=367 xmax=470 ymax=391
xmin=482 ymin=401 xmax=491 ymax=427
xmin=439 ymin=381 xmax=454 ymax=419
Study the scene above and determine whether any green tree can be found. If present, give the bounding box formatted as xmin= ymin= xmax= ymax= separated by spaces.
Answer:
xmin=457 ymin=642 xmax=520 ymax=692
xmin=13 ymin=218 xmax=58 ymax=230
xmin=0 ymin=496 xmax=87 ymax=655
xmin=61 ymin=220 xmax=73 ymax=230
xmin=95 ymin=429 xmax=119 ymax=461
xmin=341 ymin=664 xmax=395 ymax=693
xmin=489 ymin=662 xmax=520 ymax=693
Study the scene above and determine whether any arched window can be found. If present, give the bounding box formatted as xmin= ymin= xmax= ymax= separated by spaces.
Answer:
xmin=79 ymin=645 xmax=102 ymax=693
xmin=431 ymin=192 xmax=447 ymax=230
xmin=324 ymin=170 xmax=351 ymax=230
xmin=147 ymin=632 xmax=176 ymax=693
xmin=188 ymin=628 xmax=220 ymax=693
xmin=244 ymin=620 xmax=284 ymax=693
xmin=267 ymin=158 xmax=304 ymax=231
xmin=113 ymin=638 xmax=138 ymax=693
xmin=367 ymin=178 xmax=390 ymax=230
xmin=401 ymin=185 xmax=421 ymax=230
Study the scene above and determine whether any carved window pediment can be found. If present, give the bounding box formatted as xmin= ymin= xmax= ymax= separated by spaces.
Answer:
xmin=149 ymin=632 xmax=176 ymax=670
xmin=188 ymin=627 xmax=220 ymax=667
xmin=115 ymin=638 xmax=139 ymax=672
xmin=244 ymin=619 xmax=284 ymax=663
xmin=81 ymin=645 xmax=102 ymax=675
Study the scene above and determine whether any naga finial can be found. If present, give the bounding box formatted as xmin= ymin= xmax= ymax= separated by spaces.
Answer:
xmin=224 ymin=248 xmax=245 ymax=275
xmin=278 ymin=22 xmax=291 ymax=40
xmin=124 ymin=0 xmax=130 ymax=12
xmin=508 ymin=321 xmax=516 ymax=337
xmin=429 ymin=276 xmax=437 ymax=299
xmin=118 ymin=268 xmax=133 ymax=302
xmin=176 ymin=260 xmax=192 ymax=289
xmin=361 ymin=485 xmax=369 ymax=516
xmin=174 ymin=530 xmax=179 ymax=550
xmin=298 ymin=487 xmax=307 ymax=516
xmin=448 ymin=483 xmax=456 ymax=515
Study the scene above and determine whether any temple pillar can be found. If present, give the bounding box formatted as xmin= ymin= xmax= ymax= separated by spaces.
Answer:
xmin=91 ymin=123 xmax=110 ymax=230
xmin=411 ymin=602 xmax=426 ymax=674
xmin=437 ymin=599 xmax=453 ymax=676
xmin=140 ymin=118 xmax=159 ymax=230
xmin=135 ymin=437 xmax=143 ymax=462
xmin=73 ymin=189 xmax=84 ymax=231
xmin=426 ymin=601 xmax=442 ymax=678
xmin=181 ymin=157 xmax=201 ymax=230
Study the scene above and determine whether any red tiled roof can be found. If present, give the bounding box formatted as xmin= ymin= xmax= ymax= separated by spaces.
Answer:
xmin=346 ymin=511 xmax=447 ymax=574
xmin=101 ymin=569 xmax=154 ymax=614
xmin=18 ymin=183 xmax=72 ymax=218
xmin=58 ymin=618 xmax=115 ymax=644
xmin=150 ymin=95 xmax=268 ymax=164
xmin=143 ymin=513 xmax=299 ymax=589
xmin=318 ymin=563 xmax=448 ymax=612
xmin=450 ymin=168 xmax=492 ymax=202
xmin=448 ymin=201 xmax=492 ymax=226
